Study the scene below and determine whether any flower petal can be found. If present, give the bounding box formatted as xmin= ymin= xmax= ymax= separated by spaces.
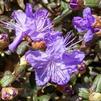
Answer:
xmin=9 ymin=32 xmax=23 ymax=52
xmin=62 ymin=51 xmax=85 ymax=65
xmin=73 ymin=17 xmax=89 ymax=32
xmin=12 ymin=10 xmax=26 ymax=25
xmin=25 ymin=50 xmax=49 ymax=69
xmin=51 ymin=62 xmax=70 ymax=85
xmin=67 ymin=65 xmax=77 ymax=74
xmin=83 ymin=7 xmax=95 ymax=25
xmin=35 ymin=67 xmax=51 ymax=86
xmin=25 ymin=3 xmax=33 ymax=18
xmin=33 ymin=9 xmax=51 ymax=32
xmin=83 ymin=29 xmax=94 ymax=42
xmin=44 ymin=31 xmax=61 ymax=47
xmin=83 ymin=7 xmax=92 ymax=18
xmin=33 ymin=9 xmax=48 ymax=19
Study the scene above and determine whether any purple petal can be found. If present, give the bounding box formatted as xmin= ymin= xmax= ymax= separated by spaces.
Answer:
xmin=33 ymin=9 xmax=48 ymax=19
xmin=62 ymin=51 xmax=85 ymax=65
xmin=44 ymin=31 xmax=61 ymax=47
xmin=83 ymin=7 xmax=92 ymax=18
xmin=9 ymin=32 xmax=23 ymax=52
xmin=12 ymin=10 xmax=26 ymax=25
xmin=83 ymin=29 xmax=94 ymax=42
xmin=25 ymin=50 xmax=48 ymax=69
xmin=67 ymin=65 xmax=77 ymax=74
xmin=35 ymin=68 xmax=51 ymax=86
xmin=73 ymin=17 xmax=89 ymax=32
xmin=83 ymin=7 xmax=95 ymax=25
xmin=9 ymin=29 xmax=31 ymax=52
xmin=36 ymin=19 xmax=46 ymax=31
xmin=25 ymin=3 xmax=33 ymax=18
xmin=33 ymin=9 xmax=50 ymax=31
xmin=28 ymin=32 xmax=47 ymax=41
xmin=51 ymin=63 xmax=70 ymax=85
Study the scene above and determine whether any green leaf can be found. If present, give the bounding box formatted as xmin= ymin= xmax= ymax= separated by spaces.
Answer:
xmin=84 ymin=76 xmax=92 ymax=84
xmin=17 ymin=0 xmax=25 ymax=9
xmin=96 ymin=77 xmax=101 ymax=93
xmin=79 ymin=88 xmax=89 ymax=99
xmin=61 ymin=1 xmax=69 ymax=11
xmin=0 ymin=0 xmax=4 ymax=14
xmin=91 ymin=75 xmax=101 ymax=92
xmin=84 ymin=0 xmax=101 ymax=7
xmin=70 ymin=74 xmax=77 ymax=85
xmin=53 ymin=9 xmax=72 ymax=25
xmin=37 ymin=95 xmax=50 ymax=101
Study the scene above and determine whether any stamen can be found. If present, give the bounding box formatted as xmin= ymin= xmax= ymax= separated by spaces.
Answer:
xmin=0 ymin=20 xmax=14 ymax=29
xmin=65 ymin=36 xmax=77 ymax=46
xmin=67 ymin=39 xmax=83 ymax=50
xmin=64 ymin=31 xmax=74 ymax=44
xmin=39 ymin=23 xmax=53 ymax=32
xmin=0 ymin=20 xmax=23 ymax=31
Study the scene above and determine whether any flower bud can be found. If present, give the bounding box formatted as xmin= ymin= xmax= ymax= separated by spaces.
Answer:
xmin=0 ymin=71 xmax=16 ymax=87
xmin=70 ymin=0 xmax=84 ymax=10
xmin=0 ymin=33 xmax=9 ymax=50
xmin=1 ymin=87 xmax=18 ymax=100
xmin=89 ymin=92 xmax=101 ymax=101
xmin=78 ymin=62 xmax=86 ymax=75
xmin=63 ymin=85 xmax=74 ymax=95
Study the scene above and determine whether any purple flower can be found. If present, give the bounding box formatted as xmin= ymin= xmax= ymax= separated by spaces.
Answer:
xmin=72 ymin=7 xmax=98 ymax=42
xmin=25 ymin=36 xmax=85 ymax=86
xmin=4 ymin=3 xmax=52 ymax=52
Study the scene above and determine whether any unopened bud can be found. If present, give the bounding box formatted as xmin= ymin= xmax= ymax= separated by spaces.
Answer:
xmin=70 ymin=0 xmax=84 ymax=10
xmin=0 ymin=33 xmax=9 ymax=50
xmin=89 ymin=92 xmax=101 ymax=101
xmin=0 ymin=71 xmax=16 ymax=87
xmin=78 ymin=62 xmax=86 ymax=75
xmin=1 ymin=87 xmax=18 ymax=100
